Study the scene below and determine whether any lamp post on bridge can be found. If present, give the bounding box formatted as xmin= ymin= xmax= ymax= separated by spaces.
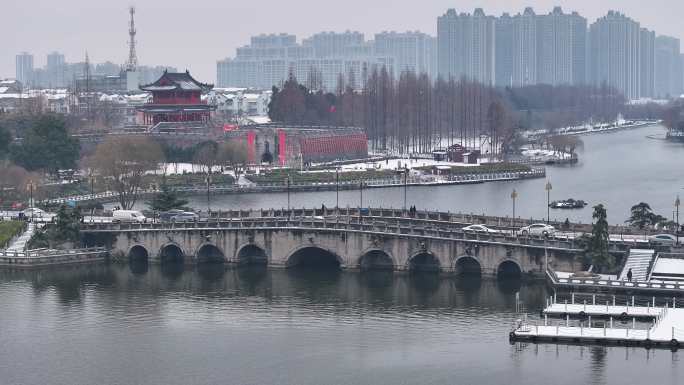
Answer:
xmin=286 ymin=175 xmax=291 ymax=214
xmin=205 ymin=174 xmax=212 ymax=214
xmin=90 ymin=174 xmax=97 ymax=223
xmin=545 ymin=181 xmax=553 ymax=223
xmin=511 ymin=189 xmax=518 ymax=228
xmin=359 ymin=180 xmax=365 ymax=209
xmin=403 ymin=166 xmax=408 ymax=212
xmin=335 ymin=168 xmax=339 ymax=210
xmin=676 ymin=195 xmax=680 ymax=246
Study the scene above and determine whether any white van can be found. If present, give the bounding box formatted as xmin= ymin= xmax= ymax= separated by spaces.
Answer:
xmin=112 ymin=210 xmax=147 ymax=223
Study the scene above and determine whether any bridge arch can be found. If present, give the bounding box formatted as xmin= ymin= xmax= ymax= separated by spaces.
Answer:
xmin=408 ymin=251 xmax=441 ymax=273
xmin=195 ymin=243 xmax=226 ymax=264
xmin=127 ymin=244 xmax=150 ymax=263
xmin=286 ymin=245 xmax=344 ymax=269
xmin=235 ymin=243 xmax=269 ymax=266
xmin=159 ymin=243 xmax=186 ymax=265
xmin=358 ymin=248 xmax=395 ymax=271
xmin=454 ymin=255 xmax=482 ymax=276
xmin=497 ymin=259 xmax=522 ymax=279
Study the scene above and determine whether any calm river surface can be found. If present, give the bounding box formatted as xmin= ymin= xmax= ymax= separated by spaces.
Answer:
xmin=185 ymin=124 xmax=684 ymax=225
xmin=1 ymin=265 xmax=682 ymax=385
xmin=4 ymin=125 xmax=684 ymax=384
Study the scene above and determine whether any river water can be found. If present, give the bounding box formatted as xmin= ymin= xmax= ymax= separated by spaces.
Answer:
xmin=4 ymin=125 xmax=683 ymax=384
xmin=184 ymin=124 xmax=683 ymax=225
xmin=1 ymin=264 xmax=682 ymax=385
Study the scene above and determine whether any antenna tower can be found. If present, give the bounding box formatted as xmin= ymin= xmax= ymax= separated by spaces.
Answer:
xmin=127 ymin=6 xmax=138 ymax=71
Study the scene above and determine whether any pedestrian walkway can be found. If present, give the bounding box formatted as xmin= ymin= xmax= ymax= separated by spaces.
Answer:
xmin=512 ymin=296 xmax=684 ymax=349
xmin=618 ymin=249 xmax=655 ymax=282
xmin=5 ymin=223 xmax=38 ymax=253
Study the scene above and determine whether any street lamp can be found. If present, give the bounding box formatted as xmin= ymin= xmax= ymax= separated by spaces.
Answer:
xmin=89 ymin=175 xmax=96 ymax=222
xmin=545 ymin=181 xmax=553 ymax=223
xmin=26 ymin=180 xmax=35 ymax=222
xmin=359 ymin=180 xmax=364 ymax=210
xmin=335 ymin=168 xmax=340 ymax=209
xmin=511 ymin=189 xmax=518 ymax=227
xmin=206 ymin=174 xmax=213 ymax=214
xmin=286 ymin=175 xmax=291 ymax=213
xmin=676 ymin=195 xmax=680 ymax=245
xmin=403 ymin=166 xmax=408 ymax=212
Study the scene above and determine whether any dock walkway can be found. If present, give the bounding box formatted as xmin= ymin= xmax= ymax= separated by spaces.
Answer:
xmin=512 ymin=299 xmax=684 ymax=349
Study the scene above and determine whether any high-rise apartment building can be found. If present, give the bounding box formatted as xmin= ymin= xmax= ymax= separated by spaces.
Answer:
xmin=655 ymin=35 xmax=683 ymax=98
xmin=495 ymin=9 xmax=538 ymax=87
xmin=589 ymin=11 xmax=642 ymax=100
xmin=46 ymin=51 xmax=66 ymax=88
xmin=537 ymin=7 xmax=586 ymax=86
xmin=437 ymin=8 xmax=496 ymax=84
xmin=640 ymin=29 xmax=656 ymax=98
xmin=374 ymin=31 xmax=436 ymax=78
xmin=15 ymin=52 xmax=34 ymax=87
xmin=495 ymin=13 xmax=514 ymax=87
xmin=217 ymin=32 xmax=402 ymax=90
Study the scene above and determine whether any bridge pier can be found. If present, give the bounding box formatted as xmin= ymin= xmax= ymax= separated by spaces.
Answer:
xmin=85 ymin=221 xmax=584 ymax=278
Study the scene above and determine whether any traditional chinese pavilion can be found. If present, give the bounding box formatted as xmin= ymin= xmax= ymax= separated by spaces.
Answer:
xmin=138 ymin=70 xmax=215 ymax=126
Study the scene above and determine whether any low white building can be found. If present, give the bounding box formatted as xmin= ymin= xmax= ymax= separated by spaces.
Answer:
xmin=205 ymin=88 xmax=271 ymax=118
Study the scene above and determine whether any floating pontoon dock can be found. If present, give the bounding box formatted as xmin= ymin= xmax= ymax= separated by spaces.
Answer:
xmin=512 ymin=296 xmax=684 ymax=349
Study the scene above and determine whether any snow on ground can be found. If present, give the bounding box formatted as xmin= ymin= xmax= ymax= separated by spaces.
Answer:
xmin=520 ymin=148 xmax=574 ymax=160
xmin=333 ymin=158 xmax=479 ymax=173
xmin=152 ymin=163 xmax=234 ymax=176
xmin=652 ymin=258 xmax=684 ymax=276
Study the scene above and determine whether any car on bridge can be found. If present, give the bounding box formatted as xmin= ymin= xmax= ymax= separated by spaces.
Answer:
xmin=519 ymin=223 xmax=556 ymax=237
xmin=461 ymin=224 xmax=499 ymax=233
xmin=159 ymin=210 xmax=199 ymax=222
xmin=648 ymin=234 xmax=677 ymax=246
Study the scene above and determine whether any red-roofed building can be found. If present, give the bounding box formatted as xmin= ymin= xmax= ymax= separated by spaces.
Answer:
xmin=137 ymin=70 xmax=215 ymax=126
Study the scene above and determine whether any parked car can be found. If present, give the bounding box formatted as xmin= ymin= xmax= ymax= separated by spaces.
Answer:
xmin=519 ymin=223 xmax=556 ymax=237
xmin=112 ymin=210 xmax=147 ymax=223
xmin=462 ymin=224 xmax=497 ymax=233
xmin=159 ymin=210 xmax=199 ymax=222
xmin=648 ymin=234 xmax=677 ymax=246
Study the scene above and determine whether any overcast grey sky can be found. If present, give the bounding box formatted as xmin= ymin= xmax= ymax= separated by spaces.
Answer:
xmin=2 ymin=0 xmax=683 ymax=82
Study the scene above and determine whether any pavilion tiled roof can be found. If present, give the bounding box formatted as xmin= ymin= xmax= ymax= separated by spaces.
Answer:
xmin=140 ymin=70 xmax=213 ymax=92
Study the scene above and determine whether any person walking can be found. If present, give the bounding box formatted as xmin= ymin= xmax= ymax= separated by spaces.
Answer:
xmin=627 ymin=268 xmax=633 ymax=282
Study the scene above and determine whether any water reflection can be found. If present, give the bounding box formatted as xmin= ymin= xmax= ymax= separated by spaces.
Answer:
xmin=1 ymin=264 xmax=679 ymax=385
xmin=160 ymin=262 xmax=185 ymax=280
xmin=129 ymin=259 xmax=149 ymax=275
xmin=196 ymin=263 xmax=225 ymax=281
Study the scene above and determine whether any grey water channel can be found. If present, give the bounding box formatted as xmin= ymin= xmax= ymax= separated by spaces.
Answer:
xmin=1 ymin=264 xmax=682 ymax=385
xmin=188 ymin=124 xmax=683 ymax=225
xmin=3 ymin=125 xmax=683 ymax=384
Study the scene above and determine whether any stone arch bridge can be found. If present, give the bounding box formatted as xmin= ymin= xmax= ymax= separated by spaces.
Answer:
xmin=82 ymin=214 xmax=595 ymax=277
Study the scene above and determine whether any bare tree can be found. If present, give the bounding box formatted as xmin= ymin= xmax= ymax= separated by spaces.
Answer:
xmin=193 ymin=141 xmax=220 ymax=175
xmin=218 ymin=141 xmax=248 ymax=178
xmin=88 ymin=136 xmax=164 ymax=209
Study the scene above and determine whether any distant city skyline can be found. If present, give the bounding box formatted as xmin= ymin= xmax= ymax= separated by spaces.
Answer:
xmin=2 ymin=0 xmax=683 ymax=83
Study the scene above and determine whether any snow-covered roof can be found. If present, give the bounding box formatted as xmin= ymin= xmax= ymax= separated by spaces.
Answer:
xmin=245 ymin=116 xmax=271 ymax=124
xmin=652 ymin=258 xmax=684 ymax=275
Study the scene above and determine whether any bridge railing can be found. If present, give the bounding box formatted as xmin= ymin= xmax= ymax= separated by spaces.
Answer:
xmin=553 ymin=275 xmax=684 ymax=292
xmin=80 ymin=216 xmax=583 ymax=250
xmin=0 ymin=247 xmax=107 ymax=259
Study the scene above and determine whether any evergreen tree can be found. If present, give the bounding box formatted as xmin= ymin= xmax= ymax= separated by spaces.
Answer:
xmin=588 ymin=204 xmax=613 ymax=272
xmin=0 ymin=124 xmax=11 ymax=159
xmin=147 ymin=182 xmax=189 ymax=212
xmin=626 ymin=202 xmax=666 ymax=229
xmin=9 ymin=114 xmax=80 ymax=173
xmin=49 ymin=205 xmax=82 ymax=245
